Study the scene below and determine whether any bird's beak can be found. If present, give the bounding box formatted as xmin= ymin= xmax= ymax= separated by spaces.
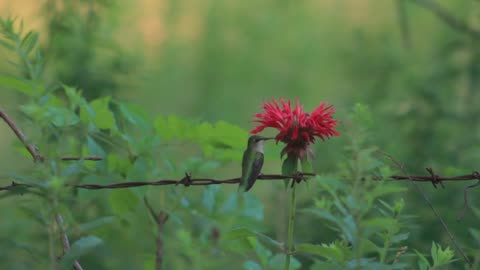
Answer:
xmin=260 ymin=136 xmax=275 ymax=141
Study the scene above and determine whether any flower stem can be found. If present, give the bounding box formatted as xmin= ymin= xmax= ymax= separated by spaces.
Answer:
xmin=284 ymin=184 xmax=297 ymax=270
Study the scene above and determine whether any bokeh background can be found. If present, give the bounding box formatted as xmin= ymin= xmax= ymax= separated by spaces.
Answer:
xmin=1 ymin=0 xmax=480 ymax=269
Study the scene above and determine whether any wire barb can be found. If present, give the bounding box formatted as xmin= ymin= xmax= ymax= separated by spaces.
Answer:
xmin=377 ymin=150 xmax=472 ymax=266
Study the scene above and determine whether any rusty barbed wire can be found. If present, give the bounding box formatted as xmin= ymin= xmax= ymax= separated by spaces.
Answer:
xmin=2 ymin=104 xmax=480 ymax=266
xmin=0 ymin=172 xmax=315 ymax=191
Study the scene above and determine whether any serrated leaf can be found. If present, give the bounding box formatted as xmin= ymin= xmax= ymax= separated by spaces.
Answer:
xmin=430 ymin=242 xmax=455 ymax=266
xmin=59 ymin=236 xmax=102 ymax=268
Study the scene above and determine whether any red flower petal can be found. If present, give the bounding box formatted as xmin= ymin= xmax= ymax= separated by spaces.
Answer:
xmin=251 ymin=98 xmax=340 ymax=158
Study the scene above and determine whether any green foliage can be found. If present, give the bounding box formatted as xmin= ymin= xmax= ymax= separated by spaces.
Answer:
xmin=1 ymin=1 xmax=480 ymax=269
xmin=59 ymin=236 xmax=103 ymax=268
xmin=415 ymin=242 xmax=456 ymax=270
xmin=41 ymin=0 xmax=134 ymax=100
xmin=0 ymin=17 xmax=44 ymax=94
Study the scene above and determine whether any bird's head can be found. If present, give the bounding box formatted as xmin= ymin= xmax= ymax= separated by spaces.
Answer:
xmin=247 ymin=135 xmax=274 ymax=148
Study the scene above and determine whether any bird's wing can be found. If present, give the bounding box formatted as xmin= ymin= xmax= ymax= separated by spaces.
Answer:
xmin=239 ymin=149 xmax=252 ymax=191
xmin=245 ymin=152 xmax=264 ymax=192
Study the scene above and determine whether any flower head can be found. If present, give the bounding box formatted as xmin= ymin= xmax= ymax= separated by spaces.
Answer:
xmin=251 ymin=98 xmax=340 ymax=159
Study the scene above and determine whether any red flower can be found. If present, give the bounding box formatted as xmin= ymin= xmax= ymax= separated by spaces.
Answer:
xmin=251 ymin=98 xmax=340 ymax=159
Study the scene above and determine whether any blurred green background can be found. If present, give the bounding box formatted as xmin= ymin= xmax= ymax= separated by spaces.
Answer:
xmin=1 ymin=0 xmax=480 ymax=269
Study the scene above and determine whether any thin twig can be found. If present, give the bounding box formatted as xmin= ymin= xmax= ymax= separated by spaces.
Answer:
xmin=0 ymin=108 xmax=44 ymax=162
xmin=144 ymin=197 xmax=169 ymax=270
xmin=0 ymin=107 xmax=85 ymax=269
xmin=55 ymin=214 xmax=83 ymax=270
xmin=457 ymin=179 xmax=480 ymax=221
xmin=377 ymin=150 xmax=472 ymax=266
xmin=0 ymin=107 xmax=101 ymax=163
xmin=411 ymin=0 xmax=480 ymax=39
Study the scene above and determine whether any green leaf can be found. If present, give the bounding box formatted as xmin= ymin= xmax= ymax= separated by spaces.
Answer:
xmin=154 ymin=115 xmax=192 ymax=141
xmin=470 ymin=228 xmax=480 ymax=245
xmin=430 ymin=242 xmax=455 ymax=266
xmin=300 ymin=157 xmax=313 ymax=173
xmin=302 ymin=208 xmax=356 ymax=244
xmin=267 ymin=254 xmax=301 ymax=270
xmin=247 ymin=237 xmax=272 ymax=267
xmin=296 ymin=243 xmax=346 ymax=261
xmin=243 ymin=260 xmax=262 ymax=270
xmin=77 ymin=216 xmax=116 ymax=233
xmin=118 ymin=103 xmax=152 ymax=130
xmin=59 ymin=236 xmax=102 ymax=268
xmin=414 ymin=250 xmax=430 ymax=270
xmin=224 ymin=227 xmax=283 ymax=251
xmin=369 ymin=184 xmax=407 ymax=200
xmin=0 ymin=184 xmax=34 ymax=199
xmin=84 ymin=136 xmax=106 ymax=170
xmin=0 ymin=75 xmax=37 ymax=95
xmin=46 ymin=107 xmax=80 ymax=127
xmin=21 ymin=31 xmax=38 ymax=55
xmin=202 ymin=186 xmax=219 ymax=213
xmin=242 ymin=192 xmax=264 ymax=221
xmin=85 ymin=136 xmax=106 ymax=157
xmin=63 ymin=85 xmax=93 ymax=114
xmin=310 ymin=261 xmax=345 ymax=270
xmin=109 ymin=189 xmax=139 ymax=215
xmin=89 ymin=97 xmax=115 ymax=130
xmin=363 ymin=217 xmax=396 ymax=231
xmin=282 ymin=155 xmax=298 ymax=188
xmin=390 ymin=232 xmax=410 ymax=244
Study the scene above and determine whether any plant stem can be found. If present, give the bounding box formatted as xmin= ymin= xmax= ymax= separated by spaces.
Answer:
xmin=284 ymin=184 xmax=297 ymax=270
xmin=48 ymin=216 xmax=57 ymax=270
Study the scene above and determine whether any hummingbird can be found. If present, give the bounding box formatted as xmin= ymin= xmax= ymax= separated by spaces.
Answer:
xmin=239 ymin=135 xmax=273 ymax=192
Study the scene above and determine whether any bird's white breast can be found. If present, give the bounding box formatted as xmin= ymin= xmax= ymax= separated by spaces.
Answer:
xmin=254 ymin=141 xmax=264 ymax=153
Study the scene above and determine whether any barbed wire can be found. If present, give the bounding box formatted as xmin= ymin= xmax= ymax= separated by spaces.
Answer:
xmin=0 ymin=173 xmax=314 ymax=191
xmin=1 ymin=105 xmax=479 ymax=266
xmin=378 ymin=150 xmax=472 ymax=265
